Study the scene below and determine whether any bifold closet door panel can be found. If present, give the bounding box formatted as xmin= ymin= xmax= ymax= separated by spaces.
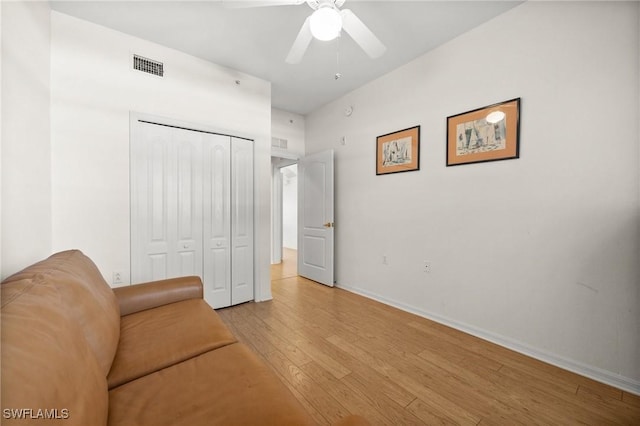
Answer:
xmin=173 ymin=128 xmax=204 ymax=279
xmin=203 ymin=134 xmax=232 ymax=309
xmin=131 ymin=123 xmax=204 ymax=283
xmin=231 ymin=137 xmax=254 ymax=305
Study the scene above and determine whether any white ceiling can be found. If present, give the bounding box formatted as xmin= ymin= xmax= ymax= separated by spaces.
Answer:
xmin=50 ymin=0 xmax=523 ymax=115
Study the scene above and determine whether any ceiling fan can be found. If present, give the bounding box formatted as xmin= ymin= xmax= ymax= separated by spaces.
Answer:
xmin=225 ymin=0 xmax=386 ymax=64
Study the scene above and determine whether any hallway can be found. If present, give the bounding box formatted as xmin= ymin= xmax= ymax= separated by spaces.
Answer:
xmin=271 ymin=248 xmax=297 ymax=281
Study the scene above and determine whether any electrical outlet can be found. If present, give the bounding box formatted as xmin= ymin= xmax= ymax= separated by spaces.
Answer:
xmin=423 ymin=261 xmax=431 ymax=273
xmin=113 ymin=271 xmax=124 ymax=285
xmin=382 ymin=255 xmax=388 ymax=265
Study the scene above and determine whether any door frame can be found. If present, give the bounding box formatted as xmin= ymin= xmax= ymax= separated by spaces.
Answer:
xmin=129 ymin=112 xmax=263 ymax=301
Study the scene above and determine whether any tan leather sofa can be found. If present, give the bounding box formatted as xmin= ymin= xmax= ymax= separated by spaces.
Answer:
xmin=1 ymin=250 xmax=367 ymax=425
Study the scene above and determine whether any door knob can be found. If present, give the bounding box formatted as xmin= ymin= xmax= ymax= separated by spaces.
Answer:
xmin=323 ymin=222 xmax=334 ymax=228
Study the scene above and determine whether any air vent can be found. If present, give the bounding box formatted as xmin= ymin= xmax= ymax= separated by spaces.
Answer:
xmin=271 ymin=137 xmax=288 ymax=149
xmin=133 ymin=55 xmax=164 ymax=77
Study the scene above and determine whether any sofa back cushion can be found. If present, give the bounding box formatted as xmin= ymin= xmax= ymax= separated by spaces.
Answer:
xmin=1 ymin=276 xmax=108 ymax=425
xmin=2 ymin=250 xmax=120 ymax=375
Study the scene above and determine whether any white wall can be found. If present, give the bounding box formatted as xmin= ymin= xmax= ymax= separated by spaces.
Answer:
xmin=1 ymin=1 xmax=52 ymax=279
xmin=50 ymin=12 xmax=273 ymax=301
xmin=271 ymin=108 xmax=305 ymax=157
xmin=1 ymin=0 xmax=3 ymax=278
xmin=305 ymin=1 xmax=640 ymax=392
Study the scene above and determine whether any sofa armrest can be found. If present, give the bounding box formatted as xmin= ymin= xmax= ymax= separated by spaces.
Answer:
xmin=113 ymin=276 xmax=203 ymax=316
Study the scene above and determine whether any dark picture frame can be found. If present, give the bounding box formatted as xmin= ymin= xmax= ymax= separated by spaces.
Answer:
xmin=376 ymin=125 xmax=420 ymax=175
xmin=446 ymin=98 xmax=521 ymax=166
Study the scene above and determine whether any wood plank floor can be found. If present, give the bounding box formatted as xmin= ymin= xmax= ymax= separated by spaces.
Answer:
xmin=217 ymin=249 xmax=640 ymax=425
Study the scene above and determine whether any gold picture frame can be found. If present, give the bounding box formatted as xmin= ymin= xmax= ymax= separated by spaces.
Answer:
xmin=447 ymin=98 xmax=521 ymax=166
xmin=376 ymin=126 xmax=420 ymax=175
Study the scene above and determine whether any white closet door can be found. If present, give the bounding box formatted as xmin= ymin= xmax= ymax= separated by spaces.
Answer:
xmin=231 ymin=137 xmax=254 ymax=305
xmin=202 ymin=134 xmax=232 ymax=309
xmin=131 ymin=123 xmax=203 ymax=283
xmin=132 ymin=118 xmax=254 ymax=309
xmin=173 ymin=128 xmax=204 ymax=277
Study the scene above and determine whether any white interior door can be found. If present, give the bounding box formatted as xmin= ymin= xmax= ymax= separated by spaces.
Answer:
xmin=132 ymin=118 xmax=254 ymax=309
xmin=131 ymin=122 xmax=203 ymax=283
xmin=202 ymin=134 xmax=231 ymax=308
xmin=231 ymin=137 xmax=254 ymax=304
xmin=297 ymin=150 xmax=334 ymax=286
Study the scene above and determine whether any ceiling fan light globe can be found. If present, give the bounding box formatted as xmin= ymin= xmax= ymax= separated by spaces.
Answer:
xmin=309 ymin=7 xmax=342 ymax=41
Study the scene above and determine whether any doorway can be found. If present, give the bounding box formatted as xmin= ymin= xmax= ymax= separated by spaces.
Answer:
xmin=271 ymin=150 xmax=335 ymax=286
xmin=271 ymin=157 xmax=298 ymax=278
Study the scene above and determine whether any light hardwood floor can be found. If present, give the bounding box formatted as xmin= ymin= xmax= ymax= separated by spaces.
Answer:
xmin=217 ymin=249 xmax=640 ymax=425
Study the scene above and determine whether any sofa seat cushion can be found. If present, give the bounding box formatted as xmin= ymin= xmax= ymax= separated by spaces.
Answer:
xmin=107 ymin=299 xmax=236 ymax=388
xmin=108 ymin=343 xmax=314 ymax=426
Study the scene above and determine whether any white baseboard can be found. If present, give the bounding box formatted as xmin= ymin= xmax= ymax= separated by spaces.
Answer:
xmin=336 ymin=283 xmax=640 ymax=396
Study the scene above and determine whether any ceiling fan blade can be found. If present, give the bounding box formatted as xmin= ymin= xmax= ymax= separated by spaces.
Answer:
xmin=222 ymin=0 xmax=306 ymax=9
xmin=340 ymin=9 xmax=386 ymax=59
xmin=286 ymin=16 xmax=313 ymax=64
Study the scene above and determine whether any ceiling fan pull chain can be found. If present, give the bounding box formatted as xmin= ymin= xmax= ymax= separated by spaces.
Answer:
xmin=335 ymin=35 xmax=342 ymax=80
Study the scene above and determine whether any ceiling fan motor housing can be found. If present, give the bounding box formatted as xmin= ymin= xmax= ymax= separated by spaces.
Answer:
xmin=306 ymin=0 xmax=346 ymax=11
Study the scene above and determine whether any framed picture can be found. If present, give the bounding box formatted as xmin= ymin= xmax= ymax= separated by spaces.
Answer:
xmin=376 ymin=125 xmax=420 ymax=175
xmin=446 ymin=98 xmax=520 ymax=166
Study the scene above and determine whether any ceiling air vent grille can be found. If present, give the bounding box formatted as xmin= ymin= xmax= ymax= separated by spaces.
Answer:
xmin=271 ymin=137 xmax=288 ymax=149
xmin=133 ymin=55 xmax=164 ymax=77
